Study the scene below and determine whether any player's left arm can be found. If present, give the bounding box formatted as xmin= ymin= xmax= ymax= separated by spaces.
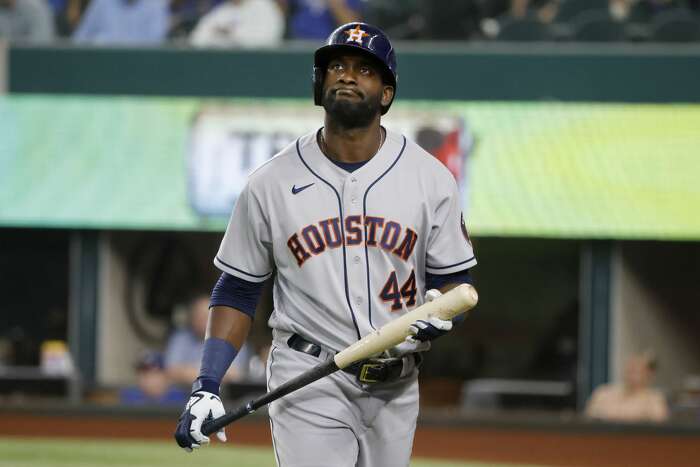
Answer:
xmin=406 ymin=269 xmax=473 ymax=344
xmin=409 ymin=170 xmax=477 ymax=344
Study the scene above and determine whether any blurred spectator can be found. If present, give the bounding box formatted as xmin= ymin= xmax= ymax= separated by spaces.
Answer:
xmin=164 ymin=293 xmax=210 ymax=385
xmin=586 ymin=351 xmax=669 ymax=423
xmin=164 ymin=293 xmax=251 ymax=385
xmin=0 ymin=0 xmax=55 ymax=43
xmin=480 ymin=0 xmax=559 ymax=39
xmin=610 ymin=0 xmax=684 ymax=21
xmin=169 ymin=0 xmax=223 ymax=39
xmin=246 ymin=344 xmax=270 ymax=383
xmin=72 ymin=0 xmax=169 ymax=45
xmin=120 ymin=351 xmax=188 ymax=405
xmin=190 ymin=0 xmax=283 ymax=47
xmin=48 ymin=0 xmax=88 ymax=37
xmin=676 ymin=375 xmax=700 ymax=421
xmin=278 ymin=0 xmax=363 ymax=40
xmin=510 ymin=0 xmax=559 ymax=23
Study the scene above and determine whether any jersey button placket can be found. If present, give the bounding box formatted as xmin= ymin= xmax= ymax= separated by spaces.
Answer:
xmin=343 ymin=175 xmax=366 ymax=325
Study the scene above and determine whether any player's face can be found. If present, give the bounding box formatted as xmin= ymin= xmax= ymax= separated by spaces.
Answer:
xmin=321 ymin=53 xmax=394 ymax=129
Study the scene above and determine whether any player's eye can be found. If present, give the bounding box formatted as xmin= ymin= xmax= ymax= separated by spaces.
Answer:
xmin=360 ymin=66 xmax=371 ymax=75
xmin=329 ymin=62 xmax=343 ymax=72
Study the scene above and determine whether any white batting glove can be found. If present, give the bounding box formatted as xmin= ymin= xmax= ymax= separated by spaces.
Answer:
xmin=405 ymin=289 xmax=453 ymax=344
xmin=387 ymin=339 xmax=431 ymax=357
xmin=174 ymin=391 xmax=227 ymax=452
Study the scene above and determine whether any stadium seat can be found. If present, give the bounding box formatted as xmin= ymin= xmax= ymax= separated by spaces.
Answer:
xmin=651 ymin=9 xmax=700 ymax=42
xmin=419 ymin=0 xmax=481 ymax=40
xmin=627 ymin=1 xmax=655 ymax=23
xmin=573 ymin=10 xmax=626 ymax=42
xmin=555 ymin=0 xmax=609 ymax=22
xmin=365 ymin=0 xmax=425 ymax=39
xmin=497 ymin=18 xmax=550 ymax=41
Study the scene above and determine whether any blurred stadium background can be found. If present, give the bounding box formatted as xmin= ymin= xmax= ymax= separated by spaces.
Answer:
xmin=1 ymin=0 xmax=700 ymax=466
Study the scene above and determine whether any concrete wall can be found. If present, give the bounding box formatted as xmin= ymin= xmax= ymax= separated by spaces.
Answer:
xmin=96 ymin=231 xmax=225 ymax=385
xmin=97 ymin=234 xmax=160 ymax=385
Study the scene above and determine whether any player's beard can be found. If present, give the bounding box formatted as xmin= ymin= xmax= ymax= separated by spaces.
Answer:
xmin=322 ymin=89 xmax=382 ymax=130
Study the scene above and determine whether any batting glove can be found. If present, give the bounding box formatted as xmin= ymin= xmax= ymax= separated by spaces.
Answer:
xmin=174 ymin=391 xmax=227 ymax=452
xmin=405 ymin=289 xmax=453 ymax=344
xmin=388 ymin=339 xmax=431 ymax=357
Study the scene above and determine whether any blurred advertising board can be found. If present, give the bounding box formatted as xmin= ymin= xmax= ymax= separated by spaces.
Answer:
xmin=1 ymin=95 xmax=699 ymax=240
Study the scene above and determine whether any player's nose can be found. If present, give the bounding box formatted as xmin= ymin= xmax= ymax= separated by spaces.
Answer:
xmin=337 ymin=70 xmax=358 ymax=85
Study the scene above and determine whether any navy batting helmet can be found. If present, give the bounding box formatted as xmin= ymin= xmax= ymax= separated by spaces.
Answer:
xmin=313 ymin=22 xmax=397 ymax=115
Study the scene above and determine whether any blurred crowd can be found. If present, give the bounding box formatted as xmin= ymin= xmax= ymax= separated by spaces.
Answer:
xmin=1 ymin=0 xmax=699 ymax=45
xmin=119 ymin=292 xmax=268 ymax=406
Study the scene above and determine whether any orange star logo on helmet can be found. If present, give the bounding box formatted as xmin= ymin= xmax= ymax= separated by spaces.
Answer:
xmin=345 ymin=25 xmax=369 ymax=44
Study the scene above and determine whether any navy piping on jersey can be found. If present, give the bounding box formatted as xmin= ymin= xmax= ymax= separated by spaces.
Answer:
xmin=215 ymin=255 xmax=271 ymax=279
xmin=362 ymin=135 xmax=407 ymax=329
xmin=296 ymin=138 xmax=362 ymax=341
xmin=267 ymin=346 xmax=282 ymax=467
xmin=426 ymin=255 xmax=476 ymax=270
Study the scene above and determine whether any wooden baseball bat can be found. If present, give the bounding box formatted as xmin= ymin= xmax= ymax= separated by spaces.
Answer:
xmin=201 ymin=283 xmax=478 ymax=436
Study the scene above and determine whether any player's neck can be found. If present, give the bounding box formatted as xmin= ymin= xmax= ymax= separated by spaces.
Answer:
xmin=320 ymin=118 xmax=384 ymax=164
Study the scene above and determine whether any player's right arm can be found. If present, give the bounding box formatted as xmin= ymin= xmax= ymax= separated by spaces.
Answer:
xmin=174 ymin=279 xmax=260 ymax=452
xmin=176 ymin=181 xmax=273 ymax=452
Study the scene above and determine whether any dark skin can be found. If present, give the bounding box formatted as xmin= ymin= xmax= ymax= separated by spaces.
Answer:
xmin=321 ymin=53 xmax=394 ymax=163
xmin=206 ymin=305 xmax=251 ymax=350
xmin=205 ymin=53 xmax=459 ymax=354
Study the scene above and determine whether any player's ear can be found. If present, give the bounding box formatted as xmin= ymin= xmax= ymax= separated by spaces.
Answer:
xmin=381 ymin=85 xmax=394 ymax=108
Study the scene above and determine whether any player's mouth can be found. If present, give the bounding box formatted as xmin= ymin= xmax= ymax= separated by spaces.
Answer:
xmin=334 ymin=87 xmax=363 ymax=98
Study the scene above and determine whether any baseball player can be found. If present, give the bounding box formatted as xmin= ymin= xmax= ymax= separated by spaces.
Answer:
xmin=175 ymin=22 xmax=477 ymax=467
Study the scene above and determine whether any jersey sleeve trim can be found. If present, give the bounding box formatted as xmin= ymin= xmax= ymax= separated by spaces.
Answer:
xmin=425 ymin=256 xmax=477 ymax=275
xmin=214 ymin=256 xmax=272 ymax=283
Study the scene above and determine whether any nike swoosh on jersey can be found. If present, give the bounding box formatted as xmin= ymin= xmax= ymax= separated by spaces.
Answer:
xmin=291 ymin=183 xmax=314 ymax=195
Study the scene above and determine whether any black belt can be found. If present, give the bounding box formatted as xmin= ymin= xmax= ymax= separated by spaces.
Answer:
xmin=286 ymin=333 xmax=420 ymax=384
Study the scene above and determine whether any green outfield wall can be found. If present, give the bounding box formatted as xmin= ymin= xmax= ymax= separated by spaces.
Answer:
xmin=8 ymin=43 xmax=700 ymax=102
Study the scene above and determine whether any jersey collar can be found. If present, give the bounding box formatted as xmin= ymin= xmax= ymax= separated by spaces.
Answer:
xmin=300 ymin=127 xmax=404 ymax=186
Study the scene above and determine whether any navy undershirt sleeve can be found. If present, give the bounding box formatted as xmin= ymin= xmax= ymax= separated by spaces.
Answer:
xmin=210 ymin=272 xmax=264 ymax=318
xmin=426 ymin=268 xmax=472 ymax=291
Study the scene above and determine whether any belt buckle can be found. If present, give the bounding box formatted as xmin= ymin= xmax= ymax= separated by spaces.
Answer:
xmin=358 ymin=362 xmax=384 ymax=384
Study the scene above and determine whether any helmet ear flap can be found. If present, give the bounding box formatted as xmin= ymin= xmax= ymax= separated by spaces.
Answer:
xmin=313 ymin=66 xmax=325 ymax=106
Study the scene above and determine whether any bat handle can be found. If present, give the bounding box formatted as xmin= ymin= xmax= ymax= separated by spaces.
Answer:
xmin=200 ymin=358 xmax=339 ymax=436
xmin=201 ymin=401 xmax=255 ymax=436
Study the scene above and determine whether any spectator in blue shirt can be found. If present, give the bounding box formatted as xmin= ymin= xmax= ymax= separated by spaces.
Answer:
xmin=164 ymin=292 xmax=251 ymax=385
xmin=120 ymin=351 xmax=188 ymax=406
xmin=278 ymin=0 xmax=363 ymax=40
xmin=72 ymin=0 xmax=169 ymax=45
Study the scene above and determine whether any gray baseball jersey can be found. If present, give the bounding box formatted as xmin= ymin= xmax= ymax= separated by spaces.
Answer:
xmin=215 ymin=127 xmax=476 ymax=349
xmin=214 ymin=127 xmax=476 ymax=466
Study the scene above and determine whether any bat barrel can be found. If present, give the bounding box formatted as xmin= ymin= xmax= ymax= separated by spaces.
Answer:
xmin=334 ymin=284 xmax=478 ymax=369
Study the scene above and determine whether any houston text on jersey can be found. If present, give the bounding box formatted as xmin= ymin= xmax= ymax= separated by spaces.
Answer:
xmin=287 ymin=215 xmax=418 ymax=267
